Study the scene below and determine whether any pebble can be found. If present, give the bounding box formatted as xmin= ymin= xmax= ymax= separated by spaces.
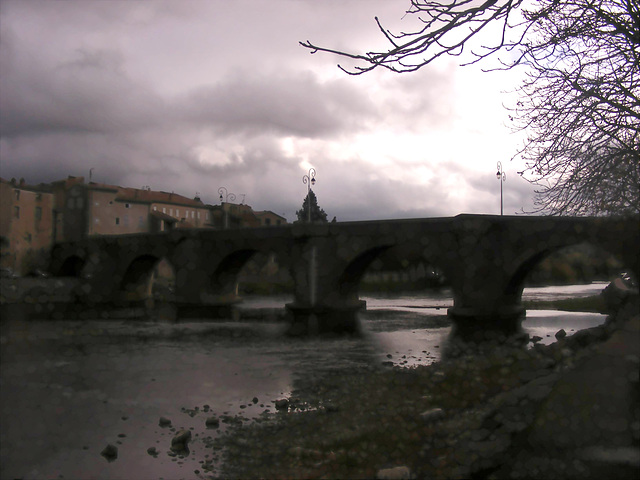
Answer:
xmin=376 ymin=465 xmax=411 ymax=479
xmin=100 ymin=444 xmax=118 ymax=461
xmin=205 ymin=416 xmax=220 ymax=428
xmin=171 ymin=429 xmax=192 ymax=452
xmin=159 ymin=416 xmax=172 ymax=427
xmin=420 ymin=408 xmax=445 ymax=423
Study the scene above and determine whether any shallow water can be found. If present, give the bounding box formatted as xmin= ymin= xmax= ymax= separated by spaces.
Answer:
xmin=0 ymin=284 xmax=608 ymax=479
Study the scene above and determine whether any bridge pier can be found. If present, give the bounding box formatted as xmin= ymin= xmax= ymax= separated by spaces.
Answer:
xmin=285 ymin=301 xmax=365 ymax=335
xmin=447 ymin=304 xmax=526 ymax=338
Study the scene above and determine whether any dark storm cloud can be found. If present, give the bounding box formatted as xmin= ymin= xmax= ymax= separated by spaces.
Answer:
xmin=0 ymin=30 xmax=164 ymax=138
xmin=176 ymin=69 xmax=378 ymax=138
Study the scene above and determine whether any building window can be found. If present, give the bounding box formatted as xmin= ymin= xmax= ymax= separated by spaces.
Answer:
xmin=25 ymin=233 xmax=32 ymax=242
xmin=14 ymin=190 xmax=20 ymax=201
xmin=123 ymin=215 xmax=129 ymax=226
xmin=176 ymin=209 xmax=179 ymax=217
xmin=125 ymin=203 xmax=130 ymax=208
xmin=191 ymin=211 xmax=195 ymax=219
xmin=67 ymin=198 xmax=74 ymax=210
xmin=76 ymin=198 xmax=84 ymax=208
xmin=115 ymin=217 xmax=120 ymax=225
xmin=153 ymin=206 xmax=157 ymax=211
xmin=277 ymin=220 xmax=282 ymax=225
xmin=205 ymin=212 xmax=209 ymax=220
xmin=197 ymin=212 xmax=200 ymax=219
xmin=138 ymin=216 xmax=144 ymax=227
xmin=265 ymin=218 xmax=271 ymax=226
xmin=14 ymin=206 xmax=20 ymax=219
xmin=170 ymin=208 xmax=173 ymax=215
xmin=162 ymin=207 xmax=166 ymax=213
xmin=36 ymin=193 xmax=42 ymax=201
xmin=35 ymin=207 xmax=42 ymax=221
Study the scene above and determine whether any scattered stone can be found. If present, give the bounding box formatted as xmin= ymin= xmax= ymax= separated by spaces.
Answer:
xmin=531 ymin=336 xmax=543 ymax=343
xmin=121 ymin=416 xmax=128 ymax=421
xmin=555 ymin=329 xmax=567 ymax=339
xmin=252 ymin=397 xmax=259 ymax=404
xmin=117 ymin=433 xmax=126 ymax=438
xmin=275 ymin=399 xmax=289 ymax=411
xmin=376 ymin=465 xmax=411 ymax=479
xmin=205 ymin=416 xmax=220 ymax=428
xmin=147 ymin=446 xmax=158 ymax=456
xmin=171 ymin=429 xmax=192 ymax=452
xmin=159 ymin=416 xmax=172 ymax=427
xmin=100 ymin=444 xmax=118 ymax=462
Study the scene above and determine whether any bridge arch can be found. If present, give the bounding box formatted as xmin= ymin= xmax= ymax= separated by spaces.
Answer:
xmin=120 ymin=254 xmax=176 ymax=304
xmin=505 ymin=240 xmax=630 ymax=301
xmin=338 ymin=245 xmax=393 ymax=300
xmin=56 ymin=255 xmax=86 ymax=277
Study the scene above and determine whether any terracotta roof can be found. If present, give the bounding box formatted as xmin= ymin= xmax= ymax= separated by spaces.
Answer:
xmin=1 ymin=177 xmax=53 ymax=193
xmin=116 ymin=187 xmax=205 ymax=207
xmin=255 ymin=210 xmax=287 ymax=221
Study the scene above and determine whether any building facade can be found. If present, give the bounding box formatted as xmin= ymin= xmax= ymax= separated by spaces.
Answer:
xmin=1 ymin=175 xmax=287 ymax=274
xmin=0 ymin=178 xmax=55 ymax=274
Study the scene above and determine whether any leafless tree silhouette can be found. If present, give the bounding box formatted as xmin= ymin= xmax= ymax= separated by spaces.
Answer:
xmin=301 ymin=1 xmax=640 ymax=215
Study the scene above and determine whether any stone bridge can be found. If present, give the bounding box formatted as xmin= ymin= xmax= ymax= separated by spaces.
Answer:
xmin=49 ymin=214 xmax=639 ymax=333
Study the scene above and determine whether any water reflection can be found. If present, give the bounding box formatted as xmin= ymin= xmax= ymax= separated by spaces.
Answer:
xmin=0 ymin=285 xmax=608 ymax=479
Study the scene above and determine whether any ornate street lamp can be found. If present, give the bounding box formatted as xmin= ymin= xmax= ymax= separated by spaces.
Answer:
xmin=496 ymin=162 xmax=506 ymax=216
xmin=218 ymin=187 xmax=236 ymax=228
xmin=302 ymin=168 xmax=316 ymax=223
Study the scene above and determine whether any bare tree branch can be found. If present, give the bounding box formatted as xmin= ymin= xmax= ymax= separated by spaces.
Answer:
xmin=301 ymin=0 xmax=640 ymax=215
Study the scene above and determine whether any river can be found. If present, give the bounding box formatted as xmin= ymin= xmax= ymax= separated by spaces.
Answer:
xmin=0 ymin=283 xmax=609 ymax=479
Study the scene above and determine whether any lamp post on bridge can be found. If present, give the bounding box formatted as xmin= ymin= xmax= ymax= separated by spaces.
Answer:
xmin=218 ymin=187 xmax=236 ymax=229
xmin=302 ymin=168 xmax=316 ymax=223
xmin=496 ymin=162 xmax=506 ymax=216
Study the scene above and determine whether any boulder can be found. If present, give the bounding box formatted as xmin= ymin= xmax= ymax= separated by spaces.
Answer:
xmin=275 ymin=399 xmax=289 ymax=411
xmin=555 ymin=329 xmax=567 ymax=340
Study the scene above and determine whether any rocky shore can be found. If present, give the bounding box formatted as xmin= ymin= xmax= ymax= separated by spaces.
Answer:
xmin=199 ymin=285 xmax=639 ymax=479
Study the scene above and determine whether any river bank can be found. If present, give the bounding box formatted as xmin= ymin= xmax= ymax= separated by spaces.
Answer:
xmin=204 ymin=293 xmax=639 ymax=479
xmin=1 ymin=281 xmax=634 ymax=479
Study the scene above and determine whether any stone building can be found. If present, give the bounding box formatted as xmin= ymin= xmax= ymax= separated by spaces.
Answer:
xmin=50 ymin=177 xmax=212 ymax=241
xmin=1 ymin=175 xmax=288 ymax=274
xmin=254 ymin=210 xmax=287 ymax=227
xmin=0 ymin=178 xmax=55 ymax=274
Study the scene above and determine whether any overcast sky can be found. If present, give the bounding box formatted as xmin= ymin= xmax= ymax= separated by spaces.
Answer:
xmin=0 ymin=0 xmax=537 ymax=222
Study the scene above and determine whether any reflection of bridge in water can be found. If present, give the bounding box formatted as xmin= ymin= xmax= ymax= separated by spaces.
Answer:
xmin=50 ymin=214 xmax=639 ymax=333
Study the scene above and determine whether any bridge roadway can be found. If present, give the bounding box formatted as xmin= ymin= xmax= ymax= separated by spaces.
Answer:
xmin=50 ymin=214 xmax=639 ymax=333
